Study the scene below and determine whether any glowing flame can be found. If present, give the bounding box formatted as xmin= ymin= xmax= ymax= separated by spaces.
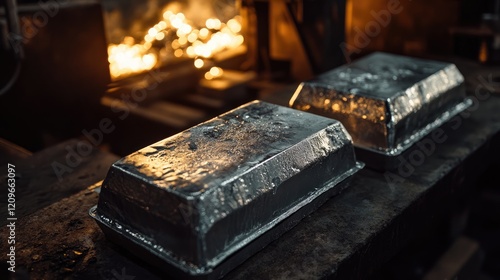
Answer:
xmin=108 ymin=7 xmax=244 ymax=79
xmin=108 ymin=37 xmax=157 ymax=78
xmin=479 ymin=40 xmax=488 ymax=63
xmin=194 ymin=58 xmax=204 ymax=68
xmin=204 ymin=67 xmax=223 ymax=80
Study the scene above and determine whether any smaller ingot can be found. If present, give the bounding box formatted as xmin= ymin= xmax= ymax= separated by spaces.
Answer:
xmin=290 ymin=52 xmax=472 ymax=157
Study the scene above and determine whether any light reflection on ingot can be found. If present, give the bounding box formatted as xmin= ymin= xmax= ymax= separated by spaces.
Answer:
xmin=107 ymin=7 xmax=244 ymax=79
xmin=290 ymin=84 xmax=387 ymax=149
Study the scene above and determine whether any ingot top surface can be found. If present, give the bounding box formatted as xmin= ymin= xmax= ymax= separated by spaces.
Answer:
xmin=96 ymin=100 xmax=361 ymax=269
xmin=310 ymin=52 xmax=460 ymax=100
xmin=110 ymin=100 xmax=351 ymax=196
xmin=290 ymin=52 xmax=467 ymax=153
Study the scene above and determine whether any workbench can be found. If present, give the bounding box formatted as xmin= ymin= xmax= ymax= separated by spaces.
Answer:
xmin=1 ymin=58 xmax=499 ymax=279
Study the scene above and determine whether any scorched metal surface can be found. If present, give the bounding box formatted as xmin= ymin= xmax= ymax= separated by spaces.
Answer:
xmin=90 ymin=100 xmax=363 ymax=279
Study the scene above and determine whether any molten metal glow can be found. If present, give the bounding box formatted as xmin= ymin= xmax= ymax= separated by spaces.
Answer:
xmin=204 ymin=67 xmax=223 ymax=80
xmin=194 ymin=58 xmax=204 ymax=68
xmin=108 ymin=7 xmax=244 ymax=79
xmin=108 ymin=37 xmax=157 ymax=78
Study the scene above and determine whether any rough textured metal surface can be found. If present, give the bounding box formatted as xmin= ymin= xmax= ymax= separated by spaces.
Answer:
xmin=91 ymin=100 xmax=362 ymax=277
xmin=289 ymin=52 xmax=471 ymax=155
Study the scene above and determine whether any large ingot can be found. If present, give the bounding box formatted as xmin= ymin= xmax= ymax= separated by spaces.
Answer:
xmin=290 ymin=52 xmax=471 ymax=156
xmin=90 ymin=100 xmax=362 ymax=278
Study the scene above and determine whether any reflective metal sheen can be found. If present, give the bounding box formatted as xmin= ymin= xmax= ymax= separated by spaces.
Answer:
xmin=290 ymin=52 xmax=471 ymax=155
xmin=90 ymin=100 xmax=362 ymax=277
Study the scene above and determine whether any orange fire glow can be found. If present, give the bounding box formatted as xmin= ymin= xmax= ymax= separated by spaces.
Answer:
xmin=108 ymin=8 xmax=243 ymax=79
xmin=204 ymin=66 xmax=223 ymax=80
xmin=108 ymin=37 xmax=158 ymax=78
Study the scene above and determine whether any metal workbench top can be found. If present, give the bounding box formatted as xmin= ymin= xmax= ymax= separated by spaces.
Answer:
xmin=1 ymin=59 xmax=499 ymax=280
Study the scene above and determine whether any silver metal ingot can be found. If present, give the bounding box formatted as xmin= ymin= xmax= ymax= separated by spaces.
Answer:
xmin=90 ymin=100 xmax=362 ymax=278
xmin=289 ymin=52 xmax=472 ymax=155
